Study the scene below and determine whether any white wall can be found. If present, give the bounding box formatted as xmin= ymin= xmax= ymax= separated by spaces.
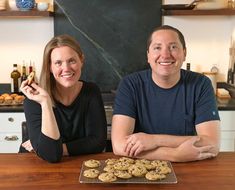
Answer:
xmin=163 ymin=0 xmax=235 ymax=82
xmin=0 ymin=17 xmax=54 ymax=83
xmin=0 ymin=1 xmax=234 ymax=84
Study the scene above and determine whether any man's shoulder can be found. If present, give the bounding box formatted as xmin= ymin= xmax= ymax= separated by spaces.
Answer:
xmin=181 ymin=69 xmax=208 ymax=84
xmin=123 ymin=69 xmax=150 ymax=82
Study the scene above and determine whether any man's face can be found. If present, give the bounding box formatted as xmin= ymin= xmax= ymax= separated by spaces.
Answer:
xmin=147 ymin=29 xmax=186 ymax=80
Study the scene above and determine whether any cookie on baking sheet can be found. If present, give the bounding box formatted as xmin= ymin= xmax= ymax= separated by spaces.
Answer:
xmin=98 ymin=172 xmax=117 ymax=183
xmin=156 ymin=166 xmax=172 ymax=174
xmin=114 ymin=170 xmax=132 ymax=179
xmin=83 ymin=169 xmax=100 ymax=178
xmin=103 ymin=164 xmax=115 ymax=173
xmin=84 ymin=159 xmax=101 ymax=168
xmin=118 ymin=157 xmax=135 ymax=164
xmin=105 ymin=158 xmax=118 ymax=165
xmin=128 ymin=164 xmax=147 ymax=177
xmin=135 ymin=159 xmax=156 ymax=170
xmin=145 ymin=171 xmax=166 ymax=181
xmin=151 ymin=160 xmax=168 ymax=167
xmin=113 ymin=161 xmax=130 ymax=171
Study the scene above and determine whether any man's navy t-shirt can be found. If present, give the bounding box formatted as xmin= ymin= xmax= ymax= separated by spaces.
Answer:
xmin=113 ymin=69 xmax=220 ymax=136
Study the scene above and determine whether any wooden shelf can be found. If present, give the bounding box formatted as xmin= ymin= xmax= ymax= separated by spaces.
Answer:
xmin=162 ymin=8 xmax=235 ymax=16
xmin=0 ymin=10 xmax=54 ymax=17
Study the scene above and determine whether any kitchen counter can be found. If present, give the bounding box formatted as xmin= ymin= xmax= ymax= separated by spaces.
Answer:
xmin=217 ymin=97 xmax=235 ymax=110
xmin=1 ymin=97 xmax=235 ymax=112
xmin=0 ymin=152 xmax=234 ymax=190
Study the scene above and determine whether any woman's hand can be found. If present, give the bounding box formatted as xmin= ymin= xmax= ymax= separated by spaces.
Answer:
xmin=20 ymin=80 xmax=51 ymax=105
xmin=22 ymin=140 xmax=34 ymax=152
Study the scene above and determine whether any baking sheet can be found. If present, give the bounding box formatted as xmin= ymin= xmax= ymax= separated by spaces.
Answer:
xmin=0 ymin=101 xmax=23 ymax=106
xmin=79 ymin=160 xmax=177 ymax=184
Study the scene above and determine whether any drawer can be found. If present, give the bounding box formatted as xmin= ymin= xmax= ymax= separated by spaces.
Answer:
xmin=0 ymin=133 xmax=22 ymax=142
xmin=0 ymin=133 xmax=22 ymax=153
xmin=0 ymin=112 xmax=25 ymax=132
xmin=220 ymin=131 xmax=235 ymax=152
xmin=219 ymin=111 xmax=235 ymax=131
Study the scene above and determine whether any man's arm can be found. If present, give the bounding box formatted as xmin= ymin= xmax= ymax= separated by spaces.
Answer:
xmin=111 ymin=115 xmax=220 ymax=162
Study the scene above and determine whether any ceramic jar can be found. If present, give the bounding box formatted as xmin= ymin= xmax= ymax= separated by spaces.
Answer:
xmin=15 ymin=0 xmax=35 ymax=11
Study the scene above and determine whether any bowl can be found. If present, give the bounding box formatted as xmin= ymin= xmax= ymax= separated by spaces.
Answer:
xmin=16 ymin=0 xmax=35 ymax=11
xmin=36 ymin=2 xmax=49 ymax=11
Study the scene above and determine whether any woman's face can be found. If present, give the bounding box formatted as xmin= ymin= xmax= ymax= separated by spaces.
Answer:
xmin=147 ymin=29 xmax=186 ymax=81
xmin=50 ymin=46 xmax=83 ymax=88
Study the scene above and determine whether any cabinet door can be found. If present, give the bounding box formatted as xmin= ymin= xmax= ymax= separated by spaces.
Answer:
xmin=0 ymin=112 xmax=25 ymax=153
xmin=219 ymin=111 xmax=235 ymax=152
xmin=0 ymin=112 xmax=25 ymax=132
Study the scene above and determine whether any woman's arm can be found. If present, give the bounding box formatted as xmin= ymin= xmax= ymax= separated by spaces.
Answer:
xmin=21 ymin=81 xmax=63 ymax=162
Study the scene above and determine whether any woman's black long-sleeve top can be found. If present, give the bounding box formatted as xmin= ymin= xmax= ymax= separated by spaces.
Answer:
xmin=23 ymin=82 xmax=107 ymax=163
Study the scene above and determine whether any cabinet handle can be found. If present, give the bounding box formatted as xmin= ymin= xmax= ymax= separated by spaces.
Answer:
xmin=8 ymin=117 xmax=14 ymax=122
xmin=4 ymin=135 xmax=19 ymax=141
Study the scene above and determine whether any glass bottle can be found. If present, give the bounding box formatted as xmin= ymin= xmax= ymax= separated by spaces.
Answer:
xmin=21 ymin=62 xmax=27 ymax=83
xmin=186 ymin=63 xmax=191 ymax=71
xmin=11 ymin=64 xmax=21 ymax=93
xmin=29 ymin=61 xmax=33 ymax=74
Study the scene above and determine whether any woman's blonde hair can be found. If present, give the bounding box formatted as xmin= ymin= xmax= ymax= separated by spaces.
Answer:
xmin=39 ymin=34 xmax=84 ymax=106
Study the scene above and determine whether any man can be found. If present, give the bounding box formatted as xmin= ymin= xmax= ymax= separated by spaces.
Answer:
xmin=111 ymin=25 xmax=220 ymax=162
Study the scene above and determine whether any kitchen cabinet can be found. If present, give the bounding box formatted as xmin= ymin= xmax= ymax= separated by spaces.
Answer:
xmin=0 ymin=112 xmax=25 ymax=153
xmin=219 ymin=111 xmax=235 ymax=152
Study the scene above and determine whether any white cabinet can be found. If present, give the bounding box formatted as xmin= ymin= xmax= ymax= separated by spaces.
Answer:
xmin=219 ymin=111 xmax=235 ymax=152
xmin=0 ymin=112 xmax=25 ymax=153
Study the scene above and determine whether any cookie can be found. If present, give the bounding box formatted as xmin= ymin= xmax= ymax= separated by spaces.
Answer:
xmin=105 ymin=158 xmax=118 ymax=165
xmin=83 ymin=169 xmax=99 ymax=178
xmin=145 ymin=171 xmax=166 ymax=181
xmin=98 ymin=172 xmax=117 ymax=183
xmin=103 ymin=164 xmax=115 ymax=173
xmin=135 ymin=159 xmax=156 ymax=170
xmin=84 ymin=159 xmax=101 ymax=168
xmin=151 ymin=160 xmax=168 ymax=167
xmin=113 ymin=161 xmax=130 ymax=171
xmin=128 ymin=164 xmax=147 ymax=177
xmin=114 ymin=170 xmax=132 ymax=179
xmin=118 ymin=157 xmax=135 ymax=164
xmin=156 ymin=166 xmax=172 ymax=174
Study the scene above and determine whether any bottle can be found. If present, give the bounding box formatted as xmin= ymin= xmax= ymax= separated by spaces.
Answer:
xmin=186 ymin=63 xmax=190 ymax=71
xmin=21 ymin=62 xmax=27 ymax=83
xmin=11 ymin=64 xmax=21 ymax=93
xmin=29 ymin=61 xmax=33 ymax=73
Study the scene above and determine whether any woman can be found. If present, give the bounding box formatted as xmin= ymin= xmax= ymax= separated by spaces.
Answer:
xmin=20 ymin=34 xmax=107 ymax=163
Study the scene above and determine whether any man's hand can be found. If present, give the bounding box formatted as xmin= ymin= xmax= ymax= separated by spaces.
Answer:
xmin=124 ymin=132 xmax=157 ymax=157
xmin=174 ymin=136 xmax=216 ymax=162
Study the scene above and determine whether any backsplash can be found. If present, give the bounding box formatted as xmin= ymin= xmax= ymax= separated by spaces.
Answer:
xmin=54 ymin=0 xmax=162 ymax=92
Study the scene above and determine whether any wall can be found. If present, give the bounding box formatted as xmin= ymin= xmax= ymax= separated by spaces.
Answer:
xmin=0 ymin=0 xmax=54 ymax=84
xmin=0 ymin=0 xmax=234 ymax=84
xmin=163 ymin=0 xmax=235 ymax=82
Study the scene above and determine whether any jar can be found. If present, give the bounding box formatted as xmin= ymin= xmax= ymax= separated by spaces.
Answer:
xmin=15 ymin=0 xmax=35 ymax=11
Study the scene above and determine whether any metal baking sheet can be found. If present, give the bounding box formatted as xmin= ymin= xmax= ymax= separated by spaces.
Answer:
xmin=79 ymin=160 xmax=177 ymax=184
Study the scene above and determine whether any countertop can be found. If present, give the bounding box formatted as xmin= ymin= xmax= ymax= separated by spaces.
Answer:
xmin=0 ymin=152 xmax=234 ymax=190
xmin=1 ymin=97 xmax=235 ymax=112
